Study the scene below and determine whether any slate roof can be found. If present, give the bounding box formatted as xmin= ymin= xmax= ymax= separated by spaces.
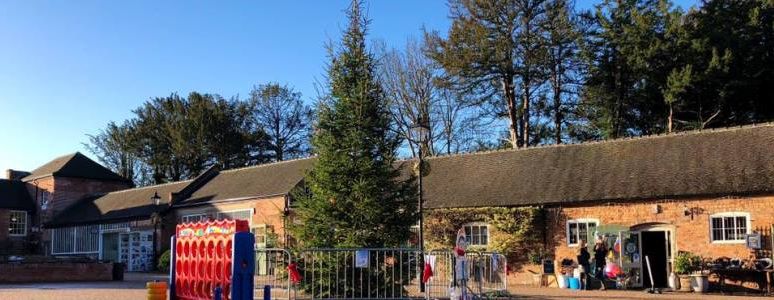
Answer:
xmin=176 ymin=158 xmax=315 ymax=206
xmin=47 ymin=180 xmax=191 ymax=227
xmin=0 ymin=179 xmax=34 ymax=211
xmin=422 ymin=123 xmax=774 ymax=209
xmin=23 ymin=152 xmax=130 ymax=183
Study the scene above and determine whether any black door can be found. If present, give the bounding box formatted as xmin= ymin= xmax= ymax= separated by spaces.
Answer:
xmin=641 ymin=231 xmax=668 ymax=288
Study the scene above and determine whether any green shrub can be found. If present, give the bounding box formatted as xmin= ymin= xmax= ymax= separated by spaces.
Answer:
xmin=157 ymin=249 xmax=171 ymax=272
xmin=674 ymin=251 xmax=700 ymax=275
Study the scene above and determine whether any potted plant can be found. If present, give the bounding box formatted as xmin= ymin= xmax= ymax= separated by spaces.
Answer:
xmin=674 ymin=252 xmax=695 ymax=292
xmin=690 ymin=256 xmax=709 ymax=293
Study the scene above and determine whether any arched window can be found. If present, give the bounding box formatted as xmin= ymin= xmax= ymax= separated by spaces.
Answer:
xmin=462 ymin=222 xmax=489 ymax=246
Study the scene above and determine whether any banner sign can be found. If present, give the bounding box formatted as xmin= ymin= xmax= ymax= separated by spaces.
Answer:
xmin=355 ymin=250 xmax=369 ymax=268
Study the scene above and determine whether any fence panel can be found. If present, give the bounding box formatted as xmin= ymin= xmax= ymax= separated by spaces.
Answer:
xmin=254 ymin=248 xmax=292 ymax=300
xmin=294 ymin=248 xmax=422 ymax=299
xmin=253 ymin=248 xmax=508 ymax=299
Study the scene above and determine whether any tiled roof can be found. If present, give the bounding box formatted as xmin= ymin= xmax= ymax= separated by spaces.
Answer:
xmin=47 ymin=180 xmax=191 ymax=227
xmin=23 ymin=152 xmax=130 ymax=183
xmin=422 ymin=123 xmax=774 ymax=208
xmin=176 ymin=158 xmax=315 ymax=206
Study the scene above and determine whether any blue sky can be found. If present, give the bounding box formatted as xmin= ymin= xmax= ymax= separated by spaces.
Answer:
xmin=0 ymin=0 xmax=697 ymax=175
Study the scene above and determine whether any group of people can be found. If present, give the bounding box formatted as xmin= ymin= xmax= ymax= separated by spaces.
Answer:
xmin=576 ymin=239 xmax=610 ymax=290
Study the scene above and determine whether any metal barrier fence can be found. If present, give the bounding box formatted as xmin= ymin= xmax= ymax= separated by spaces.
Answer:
xmin=254 ymin=248 xmax=292 ymax=300
xmin=253 ymin=248 xmax=507 ymax=300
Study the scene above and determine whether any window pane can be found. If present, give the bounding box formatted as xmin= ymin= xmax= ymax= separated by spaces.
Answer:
xmin=711 ymin=217 xmax=723 ymax=231
xmin=712 ymin=229 xmax=723 ymax=241
xmin=578 ymin=223 xmax=588 ymax=244
xmin=724 ymin=217 xmax=736 ymax=240
xmin=481 ymin=227 xmax=488 ymax=245
xmin=736 ymin=216 xmax=747 ymax=239
xmin=568 ymin=223 xmax=578 ymax=244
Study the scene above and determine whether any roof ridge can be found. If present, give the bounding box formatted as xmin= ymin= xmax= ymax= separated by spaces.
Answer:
xmin=102 ymin=179 xmax=193 ymax=195
xmin=219 ymin=156 xmax=316 ymax=173
xmin=426 ymin=122 xmax=774 ymax=161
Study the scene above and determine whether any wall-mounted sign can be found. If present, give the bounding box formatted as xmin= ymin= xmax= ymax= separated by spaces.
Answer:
xmin=747 ymin=233 xmax=762 ymax=250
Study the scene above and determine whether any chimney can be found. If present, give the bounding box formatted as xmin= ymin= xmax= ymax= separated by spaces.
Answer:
xmin=6 ymin=169 xmax=30 ymax=181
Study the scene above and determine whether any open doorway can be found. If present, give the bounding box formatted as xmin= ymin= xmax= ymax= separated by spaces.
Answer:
xmin=641 ymin=231 xmax=668 ymax=288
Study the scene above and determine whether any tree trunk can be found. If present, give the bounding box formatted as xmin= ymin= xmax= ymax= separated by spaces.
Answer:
xmin=522 ymin=88 xmax=530 ymax=147
xmin=553 ymin=75 xmax=562 ymax=144
xmin=503 ymin=76 xmax=520 ymax=149
xmin=667 ymin=105 xmax=673 ymax=133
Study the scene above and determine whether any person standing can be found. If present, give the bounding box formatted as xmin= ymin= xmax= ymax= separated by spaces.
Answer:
xmin=577 ymin=240 xmax=591 ymax=290
xmin=594 ymin=240 xmax=608 ymax=290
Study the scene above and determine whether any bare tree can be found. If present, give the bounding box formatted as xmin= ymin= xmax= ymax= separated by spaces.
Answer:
xmin=379 ymin=39 xmax=436 ymax=157
xmin=249 ymin=83 xmax=313 ymax=161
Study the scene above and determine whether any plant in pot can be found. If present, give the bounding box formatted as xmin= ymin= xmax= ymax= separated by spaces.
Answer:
xmin=689 ymin=256 xmax=709 ymax=293
xmin=674 ymin=252 xmax=696 ymax=292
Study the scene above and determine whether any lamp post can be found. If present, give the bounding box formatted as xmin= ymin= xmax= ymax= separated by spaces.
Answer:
xmin=411 ymin=124 xmax=430 ymax=292
xmin=150 ymin=191 xmax=162 ymax=271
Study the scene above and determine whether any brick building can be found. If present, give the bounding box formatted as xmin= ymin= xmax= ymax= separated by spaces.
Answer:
xmin=0 ymin=152 xmax=132 ymax=255
xmin=2 ymin=123 xmax=772 ymax=288
xmin=421 ymin=123 xmax=774 ymax=288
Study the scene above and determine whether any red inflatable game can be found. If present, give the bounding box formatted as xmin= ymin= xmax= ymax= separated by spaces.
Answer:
xmin=169 ymin=219 xmax=254 ymax=300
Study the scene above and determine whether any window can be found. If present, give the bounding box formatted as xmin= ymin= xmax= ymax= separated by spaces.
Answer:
xmin=567 ymin=219 xmax=598 ymax=246
xmin=710 ymin=212 xmax=750 ymax=243
xmin=463 ymin=223 xmax=489 ymax=246
xmin=252 ymin=224 xmax=274 ymax=248
xmin=217 ymin=209 xmax=253 ymax=226
xmin=9 ymin=210 xmax=27 ymax=236
xmin=50 ymin=225 xmax=100 ymax=254
xmin=181 ymin=214 xmax=207 ymax=224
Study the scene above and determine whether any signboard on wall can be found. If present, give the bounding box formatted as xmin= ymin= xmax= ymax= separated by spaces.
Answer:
xmin=747 ymin=233 xmax=762 ymax=250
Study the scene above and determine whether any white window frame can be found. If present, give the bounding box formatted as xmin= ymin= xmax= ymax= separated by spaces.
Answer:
xmin=709 ymin=212 xmax=751 ymax=244
xmin=566 ymin=218 xmax=599 ymax=247
xmin=462 ymin=222 xmax=490 ymax=247
xmin=8 ymin=210 xmax=27 ymax=237
xmin=181 ymin=213 xmax=208 ymax=224
xmin=216 ymin=209 xmax=254 ymax=226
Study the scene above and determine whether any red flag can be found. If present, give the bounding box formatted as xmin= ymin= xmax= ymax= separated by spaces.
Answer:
xmin=288 ymin=262 xmax=302 ymax=284
xmin=422 ymin=262 xmax=433 ymax=283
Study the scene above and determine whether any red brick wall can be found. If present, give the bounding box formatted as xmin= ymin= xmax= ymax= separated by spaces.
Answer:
xmin=26 ymin=176 xmax=130 ymax=224
xmin=172 ymin=196 xmax=287 ymax=246
xmin=548 ymin=194 xmax=774 ymax=265
xmin=0 ymin=262 xmax=114 ymax=282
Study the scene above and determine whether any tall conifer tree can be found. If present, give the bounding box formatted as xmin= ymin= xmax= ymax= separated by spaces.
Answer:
xmin=291 ymin=1 xmax=417 ymax=249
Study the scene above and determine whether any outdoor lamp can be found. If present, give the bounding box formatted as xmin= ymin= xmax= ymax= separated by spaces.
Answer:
xmin=151 ymin=191 xmax=161 ymax=206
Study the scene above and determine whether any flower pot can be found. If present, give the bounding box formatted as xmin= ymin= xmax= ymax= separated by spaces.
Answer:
xmin=678 ymin=275 xmax=692 ymax=292
xmin=668 ymin=272 xmax=680 ymax=290
xmin=690 ymin=274 xmax=709 ymax=293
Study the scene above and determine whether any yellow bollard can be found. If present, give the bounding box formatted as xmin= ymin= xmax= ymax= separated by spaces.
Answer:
xmin=146 ymin=280 xmax=168 ymax=300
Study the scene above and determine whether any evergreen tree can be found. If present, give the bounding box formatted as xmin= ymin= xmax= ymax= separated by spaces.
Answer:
xmin=290 ymin=1 xmax=417 ymax=249
xmin=578 ymin=0 xmax=679 ymax=139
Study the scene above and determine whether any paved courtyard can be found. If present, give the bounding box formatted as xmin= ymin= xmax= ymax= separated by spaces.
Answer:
xmin=0 ymin=273 xmax=767 ymax=300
